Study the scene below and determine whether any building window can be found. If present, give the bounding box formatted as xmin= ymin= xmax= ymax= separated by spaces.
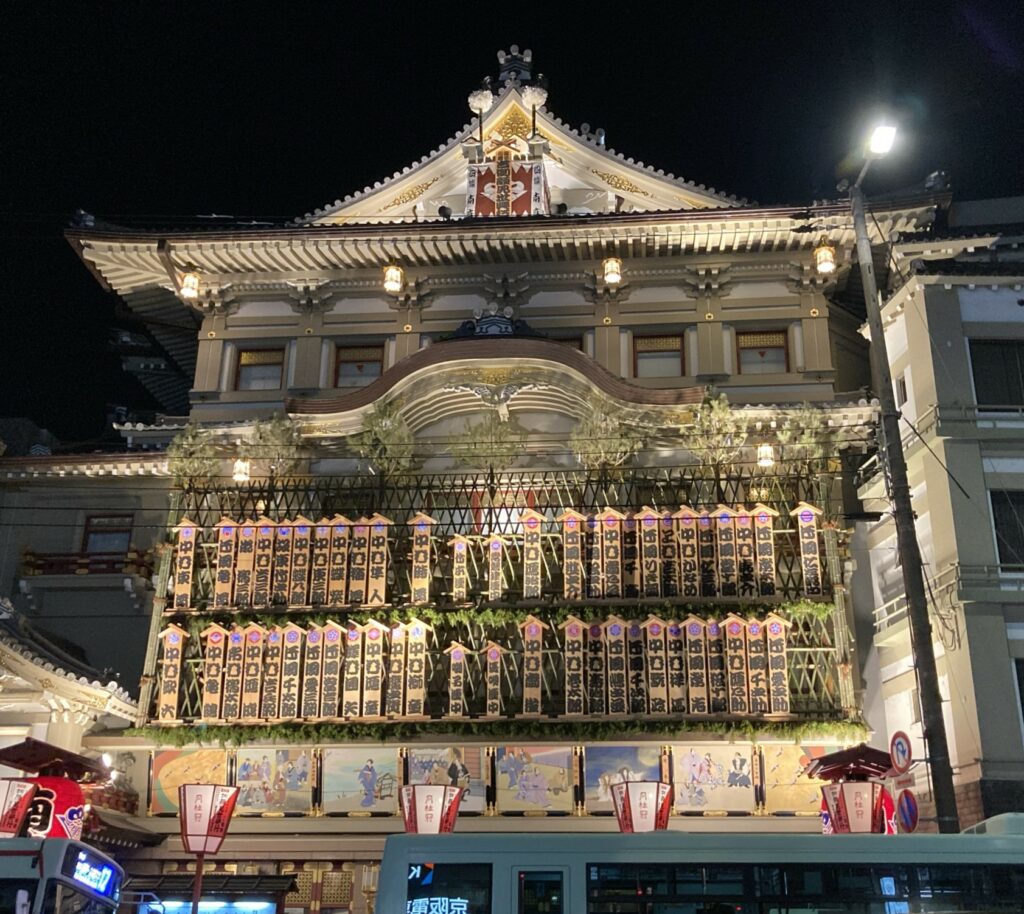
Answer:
xmin=634 ymin=335 xmax=684 ymax=377
xmin=970 ymin=340 xmax=1024 ymax=408
xmin=990 ymin=490 xmax=1024 ymax=567
xmin=236 ymin=349 xmax=284 ymax=390
xmin=336 ymin=346 xmax=383 ymax=387
xmin=83 ymin=514 xmax=132 ymax=553
xmin=1016 ymin=658 xmax=1024 ymax=732
xmin=895 ymin=373 xmax=908 ymax=407
xmin=737 ymin=331 xmax=788 ymax=374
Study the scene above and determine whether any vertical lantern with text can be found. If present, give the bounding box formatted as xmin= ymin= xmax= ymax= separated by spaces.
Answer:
xmin=179 ymin=784 xmax=240 ymax=914
xmin=400 ymin=785 xmax=463 ymax=834
xmin=611 ymin=780 xmax=672 ymax=832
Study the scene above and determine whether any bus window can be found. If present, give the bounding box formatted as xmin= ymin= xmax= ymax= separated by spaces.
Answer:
xmin=43 ymin=881 xmax=113 ymax=914
xmin=407 ymin=862 xmax=491 ymax=914
xmin=1 ymin=883 xmax=34 ymax=914
xmin=518 ymin=871 xmax=563 ymax=914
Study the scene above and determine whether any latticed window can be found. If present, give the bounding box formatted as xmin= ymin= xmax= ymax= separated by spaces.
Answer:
xmin=336 ymin=345 xmax=384 ymax=387
xmin=236 ymin=348 xmax=284 ymax=390
xmin=737 ymin=331 xmax=787 ymax=374
xmin=634 ymin=334 xmax=684 ymax=377
xmin=284 ymin=870 xmax=314 ymax=906
xmin=321 ymin=868 xmax=354 ymax=908
xmin=990 ymin=490 xmax=1024 ymax=567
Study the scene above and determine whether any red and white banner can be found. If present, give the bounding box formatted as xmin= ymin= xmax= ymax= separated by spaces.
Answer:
xmin=0 ymin=780 xmax=37 ymax=838
xmin=400 ymin=785 xmax=463 ymax=834
xmin=178 ymin=784 xmax=239 ymax=854
xmin=611 ymin=780 xmax=672 ymax=833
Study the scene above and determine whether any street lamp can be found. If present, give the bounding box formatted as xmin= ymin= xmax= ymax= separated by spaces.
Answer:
xmin=848 ymin=122 xmax=959 ymax=833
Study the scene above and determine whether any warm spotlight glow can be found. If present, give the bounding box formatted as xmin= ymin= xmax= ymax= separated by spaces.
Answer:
xmin=179 ymin=268 xmax=200 ymax=300
xmin=868 ymin=124 xmax=897 ymax=157
xmin=814 ymin=241 xmax=836 ymax=275
xmin=232 ymin=457 xmax=251 ymax=483
xmin=757 ymin=443 xmax=775 ymax=468
xmin=602 ymin=257 xmax=623 ymax=286
xmin=383 ymin=265 xmax=404 ymax=294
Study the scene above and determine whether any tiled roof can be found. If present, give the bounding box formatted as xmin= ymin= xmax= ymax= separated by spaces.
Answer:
xmin=0 ymin=598 xmax=135 ymax=704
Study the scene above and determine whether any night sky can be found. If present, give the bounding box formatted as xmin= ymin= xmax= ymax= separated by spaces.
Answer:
xmin=4 ymin=1 xmax=1023 ymax=442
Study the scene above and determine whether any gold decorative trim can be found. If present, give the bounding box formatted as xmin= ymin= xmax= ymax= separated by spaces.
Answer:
xmin=635 ymin=335 xmax=682 ymax=352
xmin=239 ymin=349 xmax=284 ymax=366
xmin=592 ymin=170 xmax=653 ymax=197
xmin=493 ymin=107 xmax=533 ymax=141
xmin=737 ymin=331 xmax=786 ymax=349
xmin=382 ymin=177 xmax=439 ymax=210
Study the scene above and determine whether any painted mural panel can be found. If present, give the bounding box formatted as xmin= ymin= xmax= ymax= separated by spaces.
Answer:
xmin=762 ymin=743 xmax=840 ymax=813
xmin=583 ymin=744 xmax=663 ymax=814
xmin=671 ymin=744 xmax=755 ymax=812
xmin=234 ymin=748 xmax=314 ymax=815
xmin=149 ymin=749 xmax=228 ymax=815
xmin=495 ymin=746 xmax=573 ymax=814
xmin=321 ymin=748 xmax=399 ymax=815
xmin=406 ymin=746 xmax=486 ymax=814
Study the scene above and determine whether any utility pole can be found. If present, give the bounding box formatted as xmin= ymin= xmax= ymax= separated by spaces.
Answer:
xmin=851 ymin=178 xmax=960 ymax=833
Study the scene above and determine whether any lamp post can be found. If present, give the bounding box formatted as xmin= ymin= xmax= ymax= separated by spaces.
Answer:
xmin=847 ymin=124 xmax=959 ymax=833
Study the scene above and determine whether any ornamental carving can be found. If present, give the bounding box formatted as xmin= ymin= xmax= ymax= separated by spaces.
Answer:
xmin=382 ymin=177 xmax=440 ymax=210
xmin=591 ymin=170 xmax=653 ymax=197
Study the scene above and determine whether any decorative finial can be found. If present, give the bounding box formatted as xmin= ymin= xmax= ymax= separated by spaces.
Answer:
xmin=468 ymin=86 xmax=495 ymax=144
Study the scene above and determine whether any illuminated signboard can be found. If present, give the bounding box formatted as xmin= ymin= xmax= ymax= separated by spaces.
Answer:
xmin=62 ymin=846 xmax=122 ymax=902
xmin=407 ymin=862 xmax=490 ymax=914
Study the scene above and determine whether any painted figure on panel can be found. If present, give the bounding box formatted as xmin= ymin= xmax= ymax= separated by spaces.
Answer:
xmin=583 ymin=745 xmax=663 ymax=813
xmin=322 ymin=749 xmax=399 ymax=814
xmin=495 ymin=746 xmax=573 ymax=814
xmin=407 ymin=746 xmax=486 ymax=813
xmin=671 ymin=744 xmax=756 ymax=812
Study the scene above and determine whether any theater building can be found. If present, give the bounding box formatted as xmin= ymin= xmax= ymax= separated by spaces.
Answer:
xmin=2 ymin=46 xmax=996 ymax=912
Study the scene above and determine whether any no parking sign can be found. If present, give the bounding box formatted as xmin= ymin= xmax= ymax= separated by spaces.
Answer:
xmin=896 ymin=788 xmax=919 ymax=833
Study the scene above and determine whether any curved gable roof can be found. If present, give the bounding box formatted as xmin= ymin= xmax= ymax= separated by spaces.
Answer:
xmin=300 ymin=87 xmax=741 ymax=226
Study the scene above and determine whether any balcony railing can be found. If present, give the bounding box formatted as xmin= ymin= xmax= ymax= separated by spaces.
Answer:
xmin=871 ymin=563 xmax=1024 ymax=636
xmin=21 ymin=549 xmax=154 ymax=578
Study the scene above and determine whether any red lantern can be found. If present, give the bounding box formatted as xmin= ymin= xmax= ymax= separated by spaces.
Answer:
xmin=0 ymin=780 xmax=38 ymax=838
xmin=611 ymin=781 xmax=672 ymax=833
xmin=400 ymin=785 xmax=463 ymax=834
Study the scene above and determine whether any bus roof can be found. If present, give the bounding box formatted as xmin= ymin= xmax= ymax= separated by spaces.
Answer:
xmin=383 ymin=830 xmax=1024 ymax=866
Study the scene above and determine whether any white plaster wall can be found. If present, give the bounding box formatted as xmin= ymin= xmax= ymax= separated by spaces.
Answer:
xmin=959 ymin=286 xmax=1024 ymax=322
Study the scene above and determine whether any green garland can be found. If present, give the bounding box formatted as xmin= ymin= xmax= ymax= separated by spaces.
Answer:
xmin=179 ymin=599 xmax=835 ymax=639
xmin=128 ymin=717 xmax=866 ymax=749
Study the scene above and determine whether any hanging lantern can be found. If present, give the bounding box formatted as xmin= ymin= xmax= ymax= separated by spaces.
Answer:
xmin=383 ymin=265 xmax=405 ymax=294
xmin=602 ymin=257 xmax=623 ymax=286
xmin=178 ymin=784 xmax=239 ymax=854
xmin=232 ymin=458 xmax=251 ymax=483
xmin=400 ymin=785 xmax=464 ymax=834
xmin=814 ymin=240 xmax=836 ymax=275
xmin=757 ymin=443 xmax=775 ymax=468
xmin=610 ymin=781 xmax=672 ymax=833
xmin=179 ymin=267 xmax=201 ymax=300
